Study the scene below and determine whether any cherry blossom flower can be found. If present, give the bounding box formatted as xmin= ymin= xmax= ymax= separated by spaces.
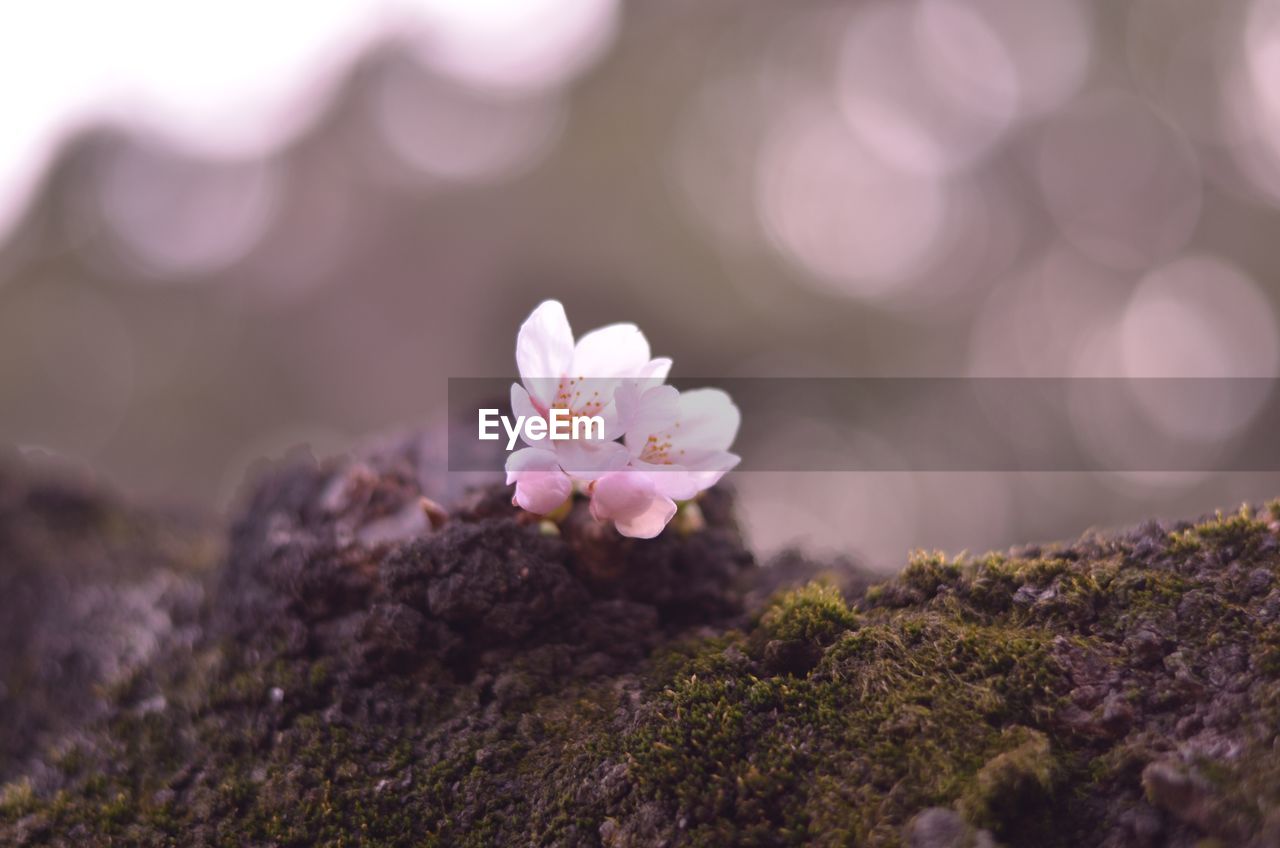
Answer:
xmin=503 ymin=300 xmax=740 ymax=539
xmin=505 ymin=300 xmax=669 ymax=514
xmin=615 ymin=383 xmax=740 ymax=500
xmin=587 ymin=383 xmax=740 ymax=538
xmin=513 ymin=299 xmax=670 ymax=433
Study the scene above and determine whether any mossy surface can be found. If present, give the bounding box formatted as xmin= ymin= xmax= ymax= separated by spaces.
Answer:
xmin=3 ymin=449 xmax=1280 ymax=847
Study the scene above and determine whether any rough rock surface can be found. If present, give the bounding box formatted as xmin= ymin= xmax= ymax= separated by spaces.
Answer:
xmin=0 ymin=452 xmax=218 ymax=784
xmin=2 ymin=440 xmax=1280 ymax=847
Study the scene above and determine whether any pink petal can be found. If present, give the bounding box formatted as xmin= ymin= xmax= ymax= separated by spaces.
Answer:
xmin=505 ymin=447 xmax=572 ymax=515
xmin=615 ymin=493 xmax=678 ymax=538
xmin=589 ymin=471 xmax=678 ymax=538
xmin=589 ymin=471 xmax=655 ymax=521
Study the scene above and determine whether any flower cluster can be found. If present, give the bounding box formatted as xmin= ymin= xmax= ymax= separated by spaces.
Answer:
xmin=505 ymin=300 xmax=740 ymax=538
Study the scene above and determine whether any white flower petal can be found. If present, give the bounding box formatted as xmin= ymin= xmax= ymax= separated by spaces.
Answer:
xmin=574 ymin=397 xmax=622 ymax=442
xmin=509 ymin=383 xmax=541 ymax=447
xmin=618 ymin=383 xmax=680 ymax=447
xmin=517 ymin=300 xmax=574 ymax=403
xmin=556 ymin=439 xmax=630 ymax=482
xmin=571 ymin=322 xmax=652 ymax=378
xmin=627 ymin=449 xmax=730 ymax=500
xmin=510 ymin=383 xmax=539 ymax=420
xmin=637 ymin=467 xmax=702 ymax=501
xmin=638 ymin=357 xmax=673 ymax=382
xmin=505 ymin=446 xmax=560 ymax=482
xmin=677 ymin=451 xmax=741 ymax=496
xmin=672 ymin=388 xmax=741 ymax=451
xmin=594 ymin=404 xmax=626 ymax=442
xmin=613 ymin=380 xmax=642 ymax=427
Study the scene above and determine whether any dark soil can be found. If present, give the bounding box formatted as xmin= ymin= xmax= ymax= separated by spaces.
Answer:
xmin=1 ymin=439 xmax=1279 ymax=847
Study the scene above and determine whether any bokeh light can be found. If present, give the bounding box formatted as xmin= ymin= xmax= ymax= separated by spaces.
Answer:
xmin=405 ymin=0 xmax=619 ymax=94
xmin=965 ymin=0 xmax=1092 ymax=116
xmin=0 ymin=0 xmax=617 ymax=245
xmin=369 ymin=56 xmax=566 ymax=185
xmin=9 ymin=0 xmax=1280 ymax=567
xmin=1035 ymin=92 xmax=1202 ymax=271
xmin=836 ymin=0 xmax=1020 ymax=176
xmin=968 ymin=244 xmax=1132 ymax=378
xmin=756 ymin=102 xmax=947 ymax=301
xmin=1216 ymin=0 xmax=1280 ymax=204
xmin=94 ymin=139 xmax=282 ymax=279
xmin=1121 ymin=254 xmax=1278 ymax=442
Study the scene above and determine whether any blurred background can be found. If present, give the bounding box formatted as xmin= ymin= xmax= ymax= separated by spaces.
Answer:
xmin=4 ymin=0 xmax=1280 ymax=568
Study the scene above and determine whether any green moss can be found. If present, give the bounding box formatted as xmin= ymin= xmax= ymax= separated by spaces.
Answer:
xmin=309 ymin=658 xmax=333 ymax=690
xmin=623 ymin=610 xmax=1069 ymax=846
xmin=1257 ymin=626 xmax=1280 ymax=677
xmin=0 ymin=778 xmax=36 ymax=821
xmin=899 ymin=550 xmax=963 ymax=598
xmin=757 ymin=582 xmax=858 ymax=645
xmin=1168 ymin=504 xmax=1268 ymax=555
xmin=958 ymin=726 xmax=1054 ymax=834
xmin=9 ymin=497 xmax=1280 ymax=846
